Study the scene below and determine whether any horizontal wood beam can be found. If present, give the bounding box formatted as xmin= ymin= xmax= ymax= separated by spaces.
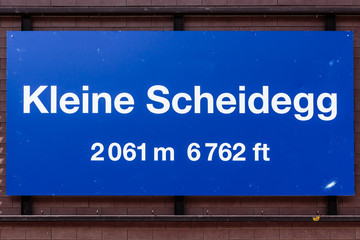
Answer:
xmin=0 ymin=215 xmax=358 ymax=222
xmin=0 ymin=7 xmax=359 ymax=16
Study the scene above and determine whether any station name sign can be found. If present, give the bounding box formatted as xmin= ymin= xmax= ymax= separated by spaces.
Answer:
xmin=23 ymin=84 xmax=337 ymax=121
xmin=7 ymin=31 xmax=354 ymax=196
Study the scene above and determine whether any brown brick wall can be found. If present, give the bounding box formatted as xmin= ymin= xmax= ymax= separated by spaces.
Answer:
xmin=0 ymin=1 xmax=360 ymax=239
xmin=1 ymin=222 xmax=360 ymax=239
xmin=0 ymin=0 xmax=360 ymax=6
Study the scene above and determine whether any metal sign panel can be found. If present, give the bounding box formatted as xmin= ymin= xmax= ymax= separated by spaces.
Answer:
xmin=6 ymin=31 xmax=354 ymax=196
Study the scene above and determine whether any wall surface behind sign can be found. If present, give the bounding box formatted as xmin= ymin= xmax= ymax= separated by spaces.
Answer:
xmin=1 ymin=0 xmax=360 ymax=239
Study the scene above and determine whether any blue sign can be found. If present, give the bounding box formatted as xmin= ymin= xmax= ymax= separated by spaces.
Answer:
xmin=7 ymin=31 xmax=354 ymax=196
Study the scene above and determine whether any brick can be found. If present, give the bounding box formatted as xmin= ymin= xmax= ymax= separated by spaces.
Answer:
xmin=51 ymin=207 xmax=77 ymax=215
xmin=151 ymin=17 xmax=173 ymax=27
xmin=303 ymin=0 xmax=327 ymax=5
xmin=76 ymin=207 xmax=101 ymax=215
xmin=316 ymin=229 xmax=330 ymax=239
xmin=151 ymin=0 xmax=177 ymax=5
xmin=33 ymin=207 xmax=51 ymax=215
xmin=0 ymin=80 xmax=5 ymax=91
xmin=0 ymin=111 xmax=6 ymax=122
xmin=128 ymin=229 xmax=152 ymax=240
xmin=0 ymin=70 xmax=5 ymax=80
xmin=227 ymin=0 xmax=252 ymax=5
xmin=254 ymin=229 xmax=280 ymax=239
xmin=202 ymin=0 xmax=227 ymax=5
xmin=353 ymin=207 xmax=360 ymax=214
xmin=52 ymin=229 xmax=76 ymax=240
xmin=201 ymin=17 xmax=228 ymax=27
xmin=0 ymin=166 xmax=6 ymax=176
xmin=62 ymin=27 xmax=90 ymax=30
xmin=228 ymin=207 xmax=254 ymax=215
xmin=76 ymin=0 xmax=101 ymax=6
xmin=52 ymin=0 xmax=76 ymax=6
xmin=204 ymin=229 xmax=228 ymax=239
xmin=0 ymin=18 xmax=21 ymax=27
xmin=63 ymin=196 xmax=88 ymax=207
xmin=278 ymin=16 xmax=308 ymax=27
xmin=134 ymin=222 xmax=166 ymax=229
xmin=184 ymin=17 xmax=202 ymax=27
xmin=302 ymin=16 xmax=323 ymax=26
xmin=126 ymin=17 xmax=152 ymax=27
xmin=89 ymin=197 xmax=114 ymax=207
xmin=25 ymin=0 xmax=51 ymax=6
xmin=279 ymin=207 xmax=307 ymax=215
xmin=216 ymin=222 xmax=243 ymax=229
xmin=337 ymin=16 xmax=354 ymax=27
xmin=1 ymin=229 xmax=25 ymax=239
xmin=0 ymin=175 xmax=6 ymax=187
xmin=153 ymin=229 xmax=179 ymax=240
xmin=186 ymin=207 xmax=205 ymax=215
xmin=101 ymin=17 xmax=127 ymax=28
xmin=189 ymin=197 xmax=216 ymax=207
xmin=32 ymin=17 xmax=51 ymax=28
xmin=102 ymin=229 xmax=127 ymax=240
xmin=278 ymin=0 xmax=304 ymax=5
xmin=51 ymin=17 xmax=77 ymax=27
xmin=353 ymin=17 xmax=360 ymax=27
xmin=0 ymin=59 xmax=5 ymax=69
xmin=252 ymin=16 xmax=278 ymax=26
xmin=0 ymin=222 xmax=14 ymax=229
xmin=77 ymin=229 xmax=102 ymax=239
xmin=1 ymin=0 xmax=25 ymax=6
xmin=102 ymin=0 xmax=126 ymax=5
xmin=241 ymin=197 xmax=267 ymax=207
xmin=48 ymin=222 xmax=89 ymax=228
xmin=177 ymin=0 xmax=201 ymax=5
xmin=304 ymin=207 xmax=326 ymax=215
xmin=229 ymin=229 xmax=254 ymax=239
xmin=226 ymin=17 xmax=252 ymax=27
xmin=338 ymin=207 xmax=356 ymax=215
xmin=192 ymin=222 xmax=217 ymax=229
xmin=204 ymin=207 xmax=229 ymax=215
xmin=179 ymin=228 xmax=203 ymax=239
xmin=0 ymin=186 xmax=6 ymax=195
xmin=86 ymin=222 xmax=114 ymax=230
xmin=266 ymin=197 xmax=292 ymax=207
xmin=0 ymin=123 xmax=5 ymax=132
xmin=99 ymin=207 xmax=127 ymax=215
xmin=328 ymin=0 xmax=352 ymax=5
xmin=339 ymin=196 xmax=360 ymax=207
xmin=166 ymin=222 xmax=192 ymax=228
xmin=0 ymin=196 xmax=14 ymax=207
xmin=253 ymin=0 xmax=277 ymax=4
xmin=357 ymin=229 xmax=360 ymax=239
xmin=127 ymin=207 xmax=154 ymax=215
xmin=115 ymin=197 xmax=140 ymax=207
xmin=254 ymin=207 xmax=280 ymax=215
xmin=128 ymin=207 xmax=174 ymax=215
xmin=32 ymin=196 xmax=64 ymax=207
xmin=76 ymin=18 xmax=102 ymax=27
xmin=139 ymin=196 xmax=169 ymax=207
xmin=127 ymin=0 xmax=151 ymax=5
xmin=280 ymin=229 xmax=305 ymax=239
xmin=305 ymin=229 xmax=319 ymax=238
xmin=25 ymin=229 xmax=51 ymax=239
xmin=331 ymin=229 xmax=356 ymax=239
xmin=291 ymin=197 xmax=319 ymax=207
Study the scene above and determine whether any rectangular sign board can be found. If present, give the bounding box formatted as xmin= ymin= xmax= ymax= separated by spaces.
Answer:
xmin=7 ymin=31 xmax=354 ymax=196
